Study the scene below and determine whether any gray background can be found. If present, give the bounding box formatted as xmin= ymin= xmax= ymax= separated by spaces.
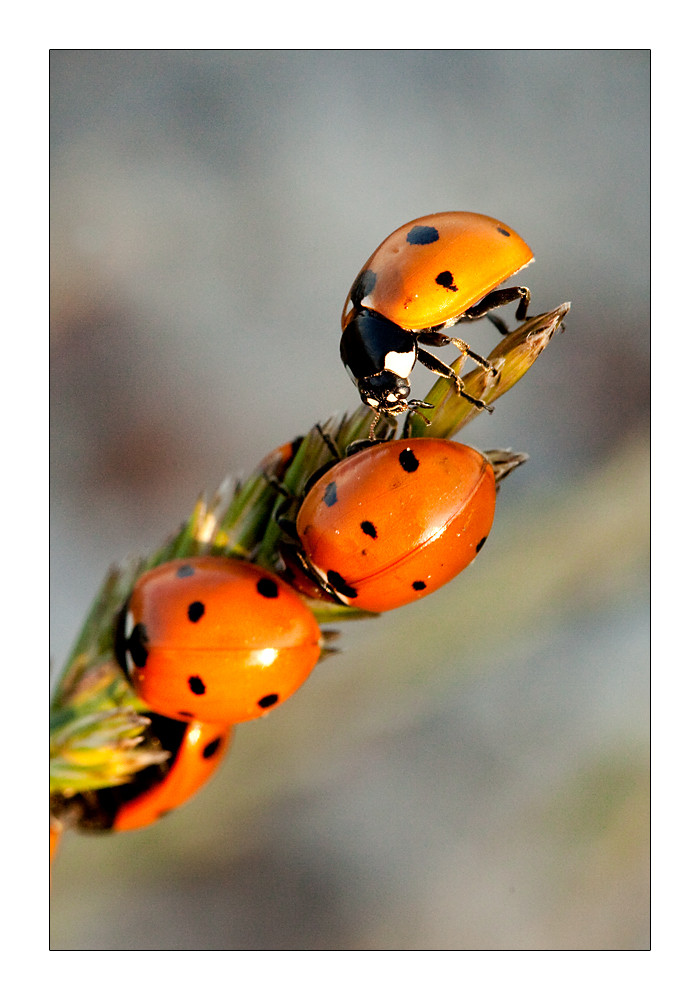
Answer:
xmin=50 ymin=50 xmax=649 ymax=950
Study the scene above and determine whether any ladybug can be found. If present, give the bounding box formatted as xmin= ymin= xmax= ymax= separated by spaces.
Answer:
xmin=69 ymin=714 xmax=233 ymax=832
xmin=294 ymin=438 xmax=497 ymax=613
xmin=253 ymin=436 xmax=302 ymax=478
xmin=118 ymin=556 xmax=322 ymax=724
xmin=340 ymin=211 xmax=534 ymax=418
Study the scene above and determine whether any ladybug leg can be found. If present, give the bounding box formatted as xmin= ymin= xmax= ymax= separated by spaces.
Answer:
xmin=347 ymin=433 xmax=391 ymax=454
xmin=285 ymin=545 xmax=348 ymax=605
xmin=417 ymin=329 xmax=497 ymax=377
xmin=265 ymin=475 xmax=305 ymax=539
xmin=264 ymin=472 xmax=293 ymax=499
xmin=442 ymin=335 xmax=498 ymax=376
xmin=415 ymin=347 xmax=494 ymax=412
xmin=400 ymin=401 xmax=434 ymax=437
xmin=461 ymin=285 xmax=531 ymax=323
xmin=313 ymin=423 xmax=342 ymax=459
xmin=274 ymin=499 xmax=300 ymax=542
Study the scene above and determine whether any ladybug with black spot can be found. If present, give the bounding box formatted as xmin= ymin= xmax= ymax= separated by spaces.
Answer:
xmin=65 ymin=713 xmax=233 ymax=832
xmin=340 ymin=211 xmax=534 ymax=420
xmin=291 ymin=437 xmax=497 ymax=613
xmin=117 ymin=556 xmax=322 ymax=724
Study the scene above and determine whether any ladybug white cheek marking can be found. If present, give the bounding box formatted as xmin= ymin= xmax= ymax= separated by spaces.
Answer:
xmin=383 ymin=349 xmax=415 ymax=378
xmin=123 ymin=611 xmax=135 ymax=671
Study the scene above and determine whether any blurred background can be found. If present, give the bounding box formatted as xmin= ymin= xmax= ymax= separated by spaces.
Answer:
xmin=50 ymin=50 xmax=649 ymax=950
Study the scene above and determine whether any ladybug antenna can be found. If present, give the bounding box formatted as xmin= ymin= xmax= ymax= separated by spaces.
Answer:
xmin=368 ymin=410 xmax=383 ymax=441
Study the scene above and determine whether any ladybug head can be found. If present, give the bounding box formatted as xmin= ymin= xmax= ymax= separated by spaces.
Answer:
xmin=340 ymin=311 xmax=418 ymax=415
xmin=357 ymin=371 xmax=412 ymax=413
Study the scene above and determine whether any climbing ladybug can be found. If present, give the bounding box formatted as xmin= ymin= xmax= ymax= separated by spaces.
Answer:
xmin=340 ymin=211 xmax=533 ymax=419
xmin=118 ymin=556 xmax=322 ymax=724
xmin=293 ymin=438 xmax=497 ymax=613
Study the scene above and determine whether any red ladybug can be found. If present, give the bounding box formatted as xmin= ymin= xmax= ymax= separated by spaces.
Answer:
xmin=68 ymin=714 xmax=233 ymax=832
xmin=295 ymin=438 xmax=497 ymax=613
xmin=119 ymin=556 xmax=322 ymax=724
xmin=340 ymin=211 xmax=534 ymax=418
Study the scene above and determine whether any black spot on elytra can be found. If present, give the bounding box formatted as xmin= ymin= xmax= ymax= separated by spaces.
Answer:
xmin=406 ymin=224 xmax=439 ymax=246
xmin=127 ymin=623 xmax=149 ymax=668
xmin=398 ymin=447 xmax=420 ymax=473
xmin=327 ymin=569 xmax=358 ymax=600
xmin=178 ymin=711 xmax=195 ymax=719
xmin=496 ymin=226 xmax=511 ymax=237
xmin=435 ymin=270 xmax=458 ymax=292
xmin=202 ymin=737 xmax=222 ymax=759
xmin=257 ymin=577 xmax=279 ymax=599
xmin=188 ymin=601 xmax=205 ymax=622
xmin=176 ymin=564 xmax=195 ymax=577
xmin=476 ymin=536 xmax=487 ymax=553
xmin=351 ymin=268 xmax=377 ymax=306
xmin=360 ymin=520 xmax=377 ymax=538
xmin=188 ymin=676 xmax=206 ymax=696
xmin=412 ymin=580 xmax=427 ymax=592
xmin=258 ymin=693 xmax=279 ymax=709
xmin=323 ymin=481 xmax=338 ymax=507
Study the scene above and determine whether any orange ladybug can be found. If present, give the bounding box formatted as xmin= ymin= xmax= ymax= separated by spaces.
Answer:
xmin=110 ymin=716 xmax=232 ymax=831
xmin=119 ymin=557 xmax=322 ymax=724
xmin=67 ymin=714 xmax=233 ymax=832
xmin=340 ymin=211 xmax=534 ymax=418
xmin=294 ymin=438 xmax=497 ymax=613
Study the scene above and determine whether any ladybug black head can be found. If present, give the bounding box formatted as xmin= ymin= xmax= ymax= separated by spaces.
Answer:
xmin=357 ymin=371 xmax=411 ymax=413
